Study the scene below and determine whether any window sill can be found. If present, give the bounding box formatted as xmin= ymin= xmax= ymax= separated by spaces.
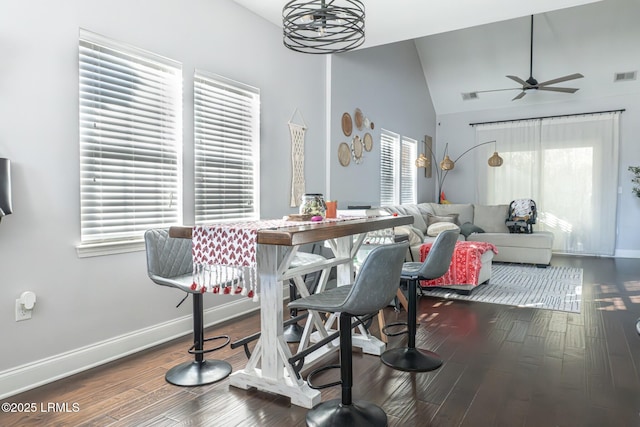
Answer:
xmin=76 ymin=239 xmax=145 ymax=258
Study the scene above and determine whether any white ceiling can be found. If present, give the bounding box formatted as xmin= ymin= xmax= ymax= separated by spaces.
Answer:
xmin=232 ymin=0 xmax=640 ymax=114
xmin=232 ymin=0 xmax=602 ymax=49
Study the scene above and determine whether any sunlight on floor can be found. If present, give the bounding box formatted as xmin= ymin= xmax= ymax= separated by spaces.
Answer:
xmin=624 ymin=280 xmax=640 ymax=292
xmin=596 ymin=296 xmax=627 ymax=311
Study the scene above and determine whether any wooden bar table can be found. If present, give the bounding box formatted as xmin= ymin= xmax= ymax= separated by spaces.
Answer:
xmin=169 ymin=214 xmax=412 ymax=408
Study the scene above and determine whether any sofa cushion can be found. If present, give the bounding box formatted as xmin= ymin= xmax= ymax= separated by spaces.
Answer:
xmin=384 ymin=204 xmax=427 ymax=233
xmin=473 ymin=204 xmax=509 ymax=233
xmin=416 ymin=203 xmax=436 ymax=226
xmin=427 ymin=222 xmax=460 ymax=237
xmin=426 ymin=213 xmax=459 ymax=227
xmin=431 ymin=203 xmax=474 ymax=226
xmin=460 ymin=222 xmax=485 ymax=238
xmin=467 ymin=231 xmax=553 ymax=249
xmin=467 ymin=231 xmax=553 ymax=265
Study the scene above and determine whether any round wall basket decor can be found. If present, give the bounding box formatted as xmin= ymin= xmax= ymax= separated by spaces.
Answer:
xmin=341 ymin=112 xmax=352 ymax=137
xmin=338 ymin=142 xmax=351 ymax=166
xmin=363 ymin=132 xmax=373 ymax=151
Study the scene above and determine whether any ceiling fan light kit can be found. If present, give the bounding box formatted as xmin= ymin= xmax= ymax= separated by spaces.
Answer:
xmin=473 ymin=15 xmax=583 ymax=101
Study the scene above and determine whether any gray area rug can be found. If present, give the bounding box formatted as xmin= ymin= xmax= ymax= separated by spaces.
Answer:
xmin=420 ymin=264 xmax=583 ymax=313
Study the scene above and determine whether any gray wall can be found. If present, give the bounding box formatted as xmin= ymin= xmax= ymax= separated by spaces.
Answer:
xmin=435 ymin=93 xmax=640 ymax=257
xmin=329 ymin=41 xmax=437 ymax=207
xmin=0 ymin=0 xmax=325 ymax=383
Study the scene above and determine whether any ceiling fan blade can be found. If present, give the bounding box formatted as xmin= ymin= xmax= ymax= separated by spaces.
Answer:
xmin=507 ymin=75 xmax=528 ymax=86
xmin=512 ymin=91 xmax=526 ymax=101
xmin=537 ymin=73 xmax=584 ymax=87
xmin=474 ymin=87 xmax=521 ymax=94
xmin=537 ymin=86 xmax=579 ymax=93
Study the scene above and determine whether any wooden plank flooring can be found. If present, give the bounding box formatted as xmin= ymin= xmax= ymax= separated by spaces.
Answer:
xmin=2 ymin=255 xmax=640 ymax=426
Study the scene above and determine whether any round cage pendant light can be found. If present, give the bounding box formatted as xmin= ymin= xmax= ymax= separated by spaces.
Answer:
xmin=283 ymin=0 xmax=365 ymax=54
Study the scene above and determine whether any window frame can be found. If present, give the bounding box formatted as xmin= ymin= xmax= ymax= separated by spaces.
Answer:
xmin=193 ymin=70 xmax=260 ymax=224
xmin=77 ymin=29 xmax=183 ymax=257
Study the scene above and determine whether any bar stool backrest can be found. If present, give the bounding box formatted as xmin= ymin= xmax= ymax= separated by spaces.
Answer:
xmin=145 ymin=228 xmax=193 ymax=290
xmin=340 ymin=242 xmax=409 ymax=316
xmin=416 ymin=229 xmax=458 ymax=280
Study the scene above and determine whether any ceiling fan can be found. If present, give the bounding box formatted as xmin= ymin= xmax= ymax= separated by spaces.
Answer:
xmin=475 ymin=15 xmax=584 ymax=101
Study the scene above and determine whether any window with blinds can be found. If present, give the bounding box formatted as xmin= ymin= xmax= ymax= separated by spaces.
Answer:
xmin=401 ymin=136 xmax=417 ymax=204
xmin=78 ymin=29 xmax=182 ymax=253
xmin=380 ymin=130 xmax=416 ymax=206
xmin=194 ymin=70 xmax=260 ymax=224
xmin=380 ymin=129 xmax=400 ymax=206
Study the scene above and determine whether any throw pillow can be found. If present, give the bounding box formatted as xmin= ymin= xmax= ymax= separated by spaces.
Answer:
xmin=426 ymin=213 xmax=459 ymax=227
xmin=427 ymin=222 xmax=460 ymax=237
xmin=460 ymin=222 xmax=485 ymax=238
xmin=432 ymin=203 xmax=474 ymax=225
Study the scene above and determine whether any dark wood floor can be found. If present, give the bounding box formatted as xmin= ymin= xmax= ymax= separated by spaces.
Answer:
xmin=3 ymin=255 xmax=640 ymax=426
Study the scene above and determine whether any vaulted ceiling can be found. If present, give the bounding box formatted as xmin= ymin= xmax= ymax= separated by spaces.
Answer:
xmin=233 ymin=0 xmax=640 ymax=115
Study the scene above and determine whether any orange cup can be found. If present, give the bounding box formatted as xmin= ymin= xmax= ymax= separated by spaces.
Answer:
xmin=325 ymin=201 xmax=337 ymax=219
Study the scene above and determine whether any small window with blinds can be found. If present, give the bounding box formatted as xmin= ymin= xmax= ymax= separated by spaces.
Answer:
xmin=78 ymin=29 xmax=182 ymax=255
xmin=380 ymin=130 xmax=417 ymax=206
xmin=194 ymin=70 xmax=260 ymax=224
xmin=380 ymin=129 xmax=400 ymax=206
xmin=401 ymin=136 xmax=417 ymax=204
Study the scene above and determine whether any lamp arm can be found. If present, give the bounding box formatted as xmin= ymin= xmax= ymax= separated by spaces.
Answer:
xmin=452 ymin=140 xmax=496 ymax=164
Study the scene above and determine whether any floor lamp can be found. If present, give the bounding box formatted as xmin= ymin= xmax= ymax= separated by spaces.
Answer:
xmin=415 ymin=139 xmax=503 ymax=203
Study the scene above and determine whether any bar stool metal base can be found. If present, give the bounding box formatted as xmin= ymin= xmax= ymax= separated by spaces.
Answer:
xmin=380 ymin=277 xmax=443 ymax=373
xmin=283 ymin=322 xmax=304 ymax=343
xmin=165 ymin=359 xmax=232 ymax=387
xmin=380 ymin=347 xmax=442 ymax=372
xmin=306 ymin=399 xmax=387 ymax=427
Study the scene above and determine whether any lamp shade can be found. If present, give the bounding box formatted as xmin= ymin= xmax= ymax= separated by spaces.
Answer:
xmin=488 ymin=151 xmax=504 ymax=167
xmin=440 ymin=155 xmax=455 ymax=171
xmin=282 ymin=0 xmax=365 ymax=54
xmin=415 ymin=153 xmax=430 ymax=168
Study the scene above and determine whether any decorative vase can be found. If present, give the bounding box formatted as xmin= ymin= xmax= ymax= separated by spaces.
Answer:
xmin=300 ymin=194 xmax=326 ymax=217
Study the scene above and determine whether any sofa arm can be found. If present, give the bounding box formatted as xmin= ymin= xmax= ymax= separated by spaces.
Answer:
xmin=394 ymin=225 xmax=424 ymax=246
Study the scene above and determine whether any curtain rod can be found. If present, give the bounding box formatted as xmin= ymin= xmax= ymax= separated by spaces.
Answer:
xmin=469 ymin=109 xmax=626 ymax=126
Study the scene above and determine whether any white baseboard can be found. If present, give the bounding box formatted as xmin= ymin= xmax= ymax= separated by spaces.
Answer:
xmin=614 ymin=249 xmax=640 ymax=259
xmin=0 ymin=298 xmax=259 ymax=400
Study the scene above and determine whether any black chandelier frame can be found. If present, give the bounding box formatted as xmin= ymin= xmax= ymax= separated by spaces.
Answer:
xmin=283 ymin=0 xmax=365 ymax=54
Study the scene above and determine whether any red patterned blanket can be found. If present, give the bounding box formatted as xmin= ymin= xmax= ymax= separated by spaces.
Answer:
xmin=419 ymin=241 xmax=498 ymax=287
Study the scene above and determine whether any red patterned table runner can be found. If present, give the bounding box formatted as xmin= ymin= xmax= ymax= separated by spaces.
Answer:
xmin=419 ymin=241 xmax=498 ymax=287
xmin=192 ymin=217 xmax=362 ymax=299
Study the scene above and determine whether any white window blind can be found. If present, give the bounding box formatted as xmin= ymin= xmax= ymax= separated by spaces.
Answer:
xmin=194 ymin=70 xmax=260 ymax=224
xmin=401 ymin=136 xmax=417 ymax=204
xmin=380 ymin=129 xmax=400 ymax=206
xmin=78 ymin=29 xmax=182 ymax=249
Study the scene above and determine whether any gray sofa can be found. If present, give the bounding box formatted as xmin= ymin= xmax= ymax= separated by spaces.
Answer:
xmin=382 ymin=203 xmax=554 ymax=268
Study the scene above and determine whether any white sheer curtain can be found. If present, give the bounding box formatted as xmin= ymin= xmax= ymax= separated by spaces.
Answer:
xmin=474 ymin=112 xmax=620 ymax=256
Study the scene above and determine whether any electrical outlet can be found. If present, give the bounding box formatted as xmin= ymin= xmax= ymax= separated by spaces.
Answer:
xmin=15 ymin=299 xmax=32 ymax=321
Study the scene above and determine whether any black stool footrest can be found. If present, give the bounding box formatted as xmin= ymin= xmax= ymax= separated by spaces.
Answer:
xmin=307 ymin=364 xmax=341 ymax=390
xmin=188 ymin=334 xmax=230 ymax=355
xmin=381 ymin=321 xmax=408 ymax=337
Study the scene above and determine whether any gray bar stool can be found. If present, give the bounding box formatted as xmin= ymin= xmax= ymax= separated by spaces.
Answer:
xmin=144 ymin=228 xmax=235 ymax=386
xmin=289 ymin=242 xmax=408 ymax=427
xmin=381 ymin=229 xmax=458 ymax=372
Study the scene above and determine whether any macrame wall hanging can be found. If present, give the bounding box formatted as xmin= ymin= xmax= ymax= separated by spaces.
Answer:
xmin=288 ymin=108 xmax=307 ymax=207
